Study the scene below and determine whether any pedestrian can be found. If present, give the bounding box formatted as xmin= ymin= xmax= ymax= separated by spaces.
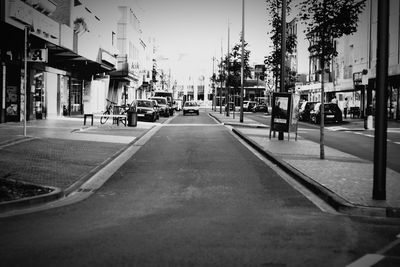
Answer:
xmin=344 ymin=97 xmax=349 ymax=119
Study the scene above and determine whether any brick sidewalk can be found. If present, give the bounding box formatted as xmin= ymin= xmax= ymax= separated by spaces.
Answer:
xmin=0 ymin=118 xmax=154 ymax=211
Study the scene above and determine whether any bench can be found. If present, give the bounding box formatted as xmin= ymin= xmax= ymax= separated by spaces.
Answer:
xmin=83 ymin=113 xmax=127 ymax=126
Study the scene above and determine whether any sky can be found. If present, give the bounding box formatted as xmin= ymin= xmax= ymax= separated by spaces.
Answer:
xmin=135 ymin=0 xmax=271 ymax=81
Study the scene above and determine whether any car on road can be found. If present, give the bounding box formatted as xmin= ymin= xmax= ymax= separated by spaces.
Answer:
xmin=182 ymin=101 xmax=199 ymax=115
xmin=243 ymin=101 xmax=257 ymax=111
xmin=154 ymin=91 xmax=174 ymax=116
xmin=135 ymin=99 xmax=157 ymax=122
xmin=150 ymin=97 xmax=170 ymax=117
xmin=299 ymin=101 xmax=318 ymax=122
xmin=251 ymin=103 xmax=269 ymax=113
xmin=310 ymin=103 xmax=343 ymax=124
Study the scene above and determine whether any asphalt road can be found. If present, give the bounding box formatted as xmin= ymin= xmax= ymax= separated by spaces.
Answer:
xmin=247 ymin=112 xmax=400 ymax=173
xmin=1 ymin=111 xmax=399 ymax=266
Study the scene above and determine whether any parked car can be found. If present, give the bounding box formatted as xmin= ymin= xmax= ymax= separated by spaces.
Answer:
xmin=251 ymin=103 xmax=269 ymax=113
xmin=135 ymin=99 xmax=157 ymax=122
xmin=299 ymin=101 xmax=318 ymax=122
xmin=151 ymin=99 xmax=160 ymax=120
xmin=150 ymin=97 xmax=170 ymax=117
xmin=243 ymin=101 xmax=257 ymax=111
xmin=154 ymin=91 xmax=174 ymax=116
xmin=310 ymin=103 xmax=343 ymax=124
xmin=182 ymin=101 xmax=199 ymax=115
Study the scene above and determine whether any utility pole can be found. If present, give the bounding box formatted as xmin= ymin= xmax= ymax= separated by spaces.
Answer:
xmin=212 ymin=56 xmax=216 ymax=111
xmin=23 ymin=26 xmax=28 ymax=136
xmin=226 ymin=20 xmax=230 ymax=117
xmin=278 ymin=0 xmax=287 ymax=140
xmin=239 ymin=0 xmax=245 ymax=123
xmin=373 ymin=0 xmax=389 ymax=200
xmin=220 ymin=38 xmax=223 ymax=114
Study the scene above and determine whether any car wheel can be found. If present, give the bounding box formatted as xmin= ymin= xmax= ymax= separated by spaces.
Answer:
xmin=197 ymin=111 xmax=199 ymax=115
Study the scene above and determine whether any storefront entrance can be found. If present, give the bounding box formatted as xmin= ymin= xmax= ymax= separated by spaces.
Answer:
xmin=70 ymin=78 xmax=83 ymax=115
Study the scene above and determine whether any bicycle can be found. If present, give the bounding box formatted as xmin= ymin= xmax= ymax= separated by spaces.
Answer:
xmin=100 ymin=99 xmax=130 ymax=125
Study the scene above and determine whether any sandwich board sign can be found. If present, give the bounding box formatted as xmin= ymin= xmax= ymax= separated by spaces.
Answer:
xmin=269 ymin=92 xmax=298 ymax=141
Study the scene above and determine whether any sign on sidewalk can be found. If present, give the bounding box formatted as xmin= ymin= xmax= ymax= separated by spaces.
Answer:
xmin=269 ymin=92 xmax=299 ymax=141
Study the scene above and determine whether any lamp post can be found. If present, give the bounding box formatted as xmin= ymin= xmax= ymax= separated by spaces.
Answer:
xmin=226 ymin=20 xmax=230 ymax=117
xmin=373 ymin=0 xmax=389 ymax=200
xmin=278 ymin=0 xmax=287 ymax=140
xmin=23 ymin=26 xmax=29 ymax=136
xmin=212 ymin=56 xmax=216 ymax=111
xmin=239 ymin=0 xmax=245 ymax=123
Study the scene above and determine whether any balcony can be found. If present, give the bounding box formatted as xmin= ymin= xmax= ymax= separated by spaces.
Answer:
xmin=109 ymin=55 xmax=138 ymax=81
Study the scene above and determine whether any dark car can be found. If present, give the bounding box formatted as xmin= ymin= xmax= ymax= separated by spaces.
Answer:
xmin=242 ymin=101 xmax=257 ymax=111
xmin=251 ymin=103 xmax=269 ymax=113
xmin=149 ymin=97 xmax=170 ymax=117
xmin=135 ymin=99 xmax=157 ymax=122
xmin=299 ymin=101 xmax=318 ymax=122
xmin=310 ymin=103 xmax=343 ymax=124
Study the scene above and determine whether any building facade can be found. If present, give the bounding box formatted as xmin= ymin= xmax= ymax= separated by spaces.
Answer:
xmin=0 ymin=0 xmax=119 ymax=123
xmin=297 ymin=0 xmax=400 ymax=120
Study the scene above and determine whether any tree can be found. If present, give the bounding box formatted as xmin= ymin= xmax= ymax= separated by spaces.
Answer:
xmin=227 ymin=39 xmax=252 ymax=98
xmin=264 ymin=0 xmax=297 ymax=92
xmin=298 ymin=0 xmax=366 ymax=159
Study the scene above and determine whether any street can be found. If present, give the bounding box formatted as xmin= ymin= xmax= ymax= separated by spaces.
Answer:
xmin=1 ymin=111 xmax=399 ymax=266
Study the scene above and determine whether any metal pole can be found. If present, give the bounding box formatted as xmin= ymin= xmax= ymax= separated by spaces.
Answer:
xmin=212 ymin=56 xmax=216 ymax=111
xmin=23 ymin=26 xmax=28 ymax=136
xmin=240 ymin=0 xmax=245 ymax=123
xmin=373 ymin=0 xmax=389 ymax=200
xmin=226 ymin=20 xmax=230 ymax=117
xmin=1 ymin=62 xmax=6 ymax=123
xmin=220 ymin=38 xmax=223 ymax=114
xmin=278 ymin=0 xmax=287 ymax=140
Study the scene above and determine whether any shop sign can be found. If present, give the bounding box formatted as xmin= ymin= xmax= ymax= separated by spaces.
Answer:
xmin=28 ymin=48 xmax=48 ymax=62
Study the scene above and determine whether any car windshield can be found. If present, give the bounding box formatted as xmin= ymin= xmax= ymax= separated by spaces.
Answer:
xmin=153 ymin=98 xmax=166 ymax=105
xmin=185 ymin=102 xmax=197 ymax=107
xmin=137 ymin=100 xmax=153 ymax=107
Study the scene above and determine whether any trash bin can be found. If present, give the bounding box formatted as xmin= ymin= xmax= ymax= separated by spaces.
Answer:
xmin=127 ymin=109 xmax=137 ymax=127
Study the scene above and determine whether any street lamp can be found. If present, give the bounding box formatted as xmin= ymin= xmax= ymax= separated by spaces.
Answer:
xmin=239 ymin=0 xmax=245 ymax=123
xmin=23 ymin=25 xmax=29 ymax=136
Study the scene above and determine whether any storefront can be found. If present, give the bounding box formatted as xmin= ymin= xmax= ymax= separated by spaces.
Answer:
xmin=367 ymin=74 xmax=400 ymax=120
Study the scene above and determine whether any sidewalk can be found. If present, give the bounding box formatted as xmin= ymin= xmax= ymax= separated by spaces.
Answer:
xmin=209 ymin=110 xmax=400 ymax=218
xmin=0 ymin=117 xmax=155 ymax=212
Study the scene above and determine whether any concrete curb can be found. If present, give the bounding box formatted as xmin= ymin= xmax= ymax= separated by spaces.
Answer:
xmin=0 ymin=185 xmax=62 ymax=213
xmin=208 ymin=113 xmax=268 ymax=129
xmin=0 ymin=125 xmax=155 ymax=213
xmin=231 ymin=128 xmax=400 ymax=218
